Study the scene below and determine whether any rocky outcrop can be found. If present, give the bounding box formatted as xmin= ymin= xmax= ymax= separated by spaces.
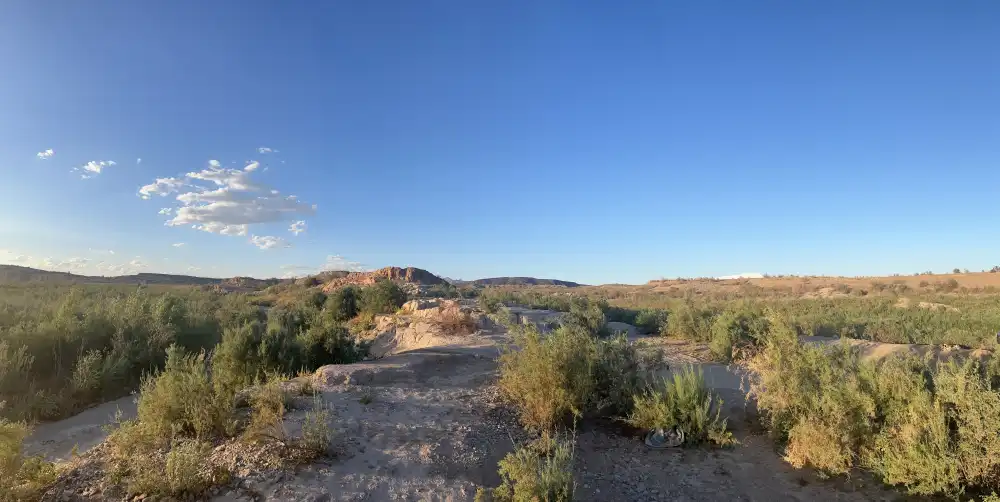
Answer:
xmin=322 ymin=266 xmax=447 ymax=292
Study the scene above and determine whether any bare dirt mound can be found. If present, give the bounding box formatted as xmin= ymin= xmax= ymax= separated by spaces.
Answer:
xmin=361 ymin=299 xmax=493 ymax=358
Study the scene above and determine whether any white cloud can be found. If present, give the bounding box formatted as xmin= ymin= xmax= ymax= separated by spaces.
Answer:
xmin=36 ymin=149 xmax=54 ymax=160
xmin=158 ymin=207 xmax=173 ymax=215
xmin=187 ymin=266 xmax=201 ymax=272
xmin=141 ymin=157 xmax=316 ymax=247
xmin=172 ymin=242 xmax=185 ymax=248
xmin=250 ymin=235 xmax=290 ymax=250
xmin=77 ymin=160 xmax=116 ymax=178
xmin=208 ymin=159 xmax=221 ymax=167
xmin=185 ymin=166 xmax=260 ymax=191
xmin=136 ymin=158 xmax=142 ymax=164
xmin=257 ymin=147 xmax=278 ymax=154
xmin=88 ymin=248 xmax=115 ymax=255
xmin=321 ymin=255 xmax=366 ymax=273
xmin=289 ymin=220 xmax=306 ymax=236
xmin=139 ymin=177 xmax=186 ymax=199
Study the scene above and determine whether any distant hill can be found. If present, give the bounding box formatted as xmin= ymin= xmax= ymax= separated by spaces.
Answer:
xmin=0 ymin=265 xmax=224 ymax=286
xmin=458 ymin=277 xmax=583 ymax=287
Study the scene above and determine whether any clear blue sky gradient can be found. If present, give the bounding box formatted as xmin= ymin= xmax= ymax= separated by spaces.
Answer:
xmin=1 ymin=1 xmax=999 ymax=284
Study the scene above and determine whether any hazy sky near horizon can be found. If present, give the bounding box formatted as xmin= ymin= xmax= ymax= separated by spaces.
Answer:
xmin=2 ymin=1 xmax=999 ymax=285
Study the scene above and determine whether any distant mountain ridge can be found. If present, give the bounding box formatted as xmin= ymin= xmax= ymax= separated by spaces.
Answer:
xmin=456 ymin=277 xmax=583 ymax=287
xmin=0 ymin=264 xmax=225 ymax=286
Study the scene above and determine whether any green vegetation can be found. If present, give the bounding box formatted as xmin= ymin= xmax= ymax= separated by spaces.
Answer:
xmin=744 ymin=313 xmax=1000 ymax=497
xmin=0 ymin=280 xmax=394 ymax=422
xmin=358 ymin=279 xmax=407 ymax=315
xmin=479 ymin=286 xmax=1000 ymax=348
xmin=0 ymin=417 xmax=57 ymax=502
xmin=480 ymin=434 xmax=576 ymax=502
xmin=627 ymin=366 xmax=733 ymax=446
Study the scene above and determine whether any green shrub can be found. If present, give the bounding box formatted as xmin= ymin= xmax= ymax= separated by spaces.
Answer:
xmin=665 ymin=301 xmax=716 ymax=341
xmin=490 ymin=434 xmax=575 ymax=502
xmin=136 ymin=345 xmax=234 ymax=440
xmin=627 ymin=366 xmax=733 ymax=446
xmin=244 ymin=378 xmax=288 ymax=443
xmin=591 ymin=334 xmax=647 ymax=416
xmin=562 ymin=298 xmax=607 ymax=337
xmin=498 ymin=326 xmax=596 ymax=430
xmin=324 ymin=286 xmax=358 ymax=323
xmin=0 ymin=418 xmax=57 ymax=502
xmin=708 ymin=304 xmax=769 ymax=362
xmin=633 ymin=308 xmax=668 ymax=335
xmin=359 ymin=279 xmax=407 ymax=314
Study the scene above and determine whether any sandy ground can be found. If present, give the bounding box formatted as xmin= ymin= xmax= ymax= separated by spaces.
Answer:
xmin=24 ymin=395 xmax=137 ymax=463
xmin=33 ymin=308 xmax=907 ymax=501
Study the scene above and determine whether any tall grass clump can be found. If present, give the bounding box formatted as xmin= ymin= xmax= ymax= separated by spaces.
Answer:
xmin=627 ymin=366 xmax=733 ymax=446
xmin=481 ymin=434 xmax=576 ymax=502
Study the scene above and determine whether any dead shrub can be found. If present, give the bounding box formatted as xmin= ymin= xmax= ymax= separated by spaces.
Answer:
xmin=432 ymin=308 xmax=477 ymax=336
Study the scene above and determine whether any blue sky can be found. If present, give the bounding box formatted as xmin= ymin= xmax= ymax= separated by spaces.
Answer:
xmin=2 ymin=1 xmax=999 ymax=285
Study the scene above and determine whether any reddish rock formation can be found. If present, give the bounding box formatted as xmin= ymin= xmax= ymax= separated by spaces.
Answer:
xmin=321 ymin=266 xmax=446 ymax=292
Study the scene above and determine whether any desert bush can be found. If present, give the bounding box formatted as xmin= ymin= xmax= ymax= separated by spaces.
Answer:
xmin=562 ymin=297 xmax=607 ymax=337
xmin=358 ymin=279 xmax=407 ymax=314
xmin=499 ymin=322 xmax=656 ymax=430
xmin=591 ymin=334 xmax=647 ymax=416
xmin=627 ymin=366 xmax=733 ymax=446
xmin=633 ymin=308 xmax=668 ymax=335
xmin=324 ymin=285 xmax=358 ymax=323
xmin=743 ymin=316 xmax=877 ymax=474
xmin=300 ymin=393 xmax=332 ymax=456
xmin=498 ymin=326 xmax=596 ymax=430
xmin=708 ymin=303 xmax=769 ymax=362
xmin=745 ymin=312 xmax=1000 ymax=495
xmin=136 ymin=345 xmax=234 ymax=440
xmin=489 ymin=434 xmax=575 ymax=502
xmin=603 ymin=305 xmax=639 ymax=325
xmin=244 ymin=378 xmax=288 ymax=443
xmin=0 ymin=418 xmax=57 ymax=502
xmin=665 ymin=301 xmax=716 ymax=341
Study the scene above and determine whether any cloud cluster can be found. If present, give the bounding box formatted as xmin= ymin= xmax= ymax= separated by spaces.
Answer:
xmin=140 ymin=158 xmax=314 ymax=248
xmin=172 ymin=242 xmax=185 ymax=248
xmin=251 ymin=235 xmax=289 ymax=250
xmin=258 ymin=147 xmax=277 ymax=154
xmin=278 ymin=255 xmax=366 ymax=278
xmin=321 ymin=255 xmax=366 ymax=273
xmin=75 ymin=160 xmax=117 ymax=179
xmin=139 ymin=177 xmax=186 ymax=199
xmin=37 ymin=149 xmax=54 ymax=160
xmin=289 ymin=220 xmax=306 ymax=235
